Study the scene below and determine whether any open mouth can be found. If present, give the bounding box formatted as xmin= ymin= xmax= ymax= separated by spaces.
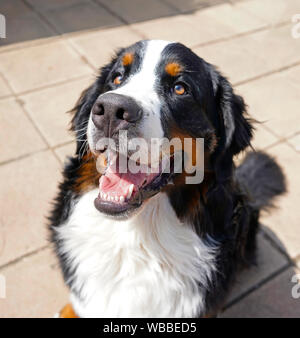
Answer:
xmin=94 ymin=152 xmax=176 ymax=217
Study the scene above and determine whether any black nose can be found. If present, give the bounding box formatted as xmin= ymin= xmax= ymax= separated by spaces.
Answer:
xmin=92 ymin=93 xmax=142 ymax=136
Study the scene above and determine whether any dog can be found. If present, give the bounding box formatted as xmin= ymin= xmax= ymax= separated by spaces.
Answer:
xmin=50 ymin=40 xmax=286 ymax=318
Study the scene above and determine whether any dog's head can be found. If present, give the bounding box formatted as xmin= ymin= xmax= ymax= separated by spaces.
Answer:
xmin=72 ymin=40 xmax=253 ymax=219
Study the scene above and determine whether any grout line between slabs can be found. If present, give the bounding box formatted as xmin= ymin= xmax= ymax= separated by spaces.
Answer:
xmin=0 ymin=140 xmax=75 ymax=167
xmin=224 ymin=263 xmax=291 ymax=310
xmin=235 ymin=60 xmax=300 ymax=88
xmin=0 ymin=245 xmax=51 ymax=272
xmin=90 ymin=0 xmax=148 ymax=40
xmin=191 ymin=20 xmax=291 ymax=50
xmin=260 ymin=229 xmax=294 ymax=264
xmin=0 ymin=71 xmax=63 ymax=165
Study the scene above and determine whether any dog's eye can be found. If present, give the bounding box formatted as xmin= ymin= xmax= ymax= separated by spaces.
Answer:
xmin=113 ymin=74 xmax=123 ymax=85
xmin=173 ymin=83 xmax=186 ymax=95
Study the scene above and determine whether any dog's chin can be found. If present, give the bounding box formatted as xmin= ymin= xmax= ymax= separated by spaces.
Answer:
xmin=94 ymin=197 xmax=142 ymax=220
xmin=93 ymin=153 xmax=176 ymax=220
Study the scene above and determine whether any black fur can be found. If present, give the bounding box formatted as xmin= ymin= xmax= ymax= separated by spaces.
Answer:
xmin=49 ymin=40 xmax=286 ymax=317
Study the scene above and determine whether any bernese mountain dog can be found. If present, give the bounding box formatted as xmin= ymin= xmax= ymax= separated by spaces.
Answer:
xmin=50 ymin=40 xmax=286 ymax=318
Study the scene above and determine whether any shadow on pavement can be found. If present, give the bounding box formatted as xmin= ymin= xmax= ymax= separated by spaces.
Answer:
xmin=0 ymin=0 xmax=240 ymax=47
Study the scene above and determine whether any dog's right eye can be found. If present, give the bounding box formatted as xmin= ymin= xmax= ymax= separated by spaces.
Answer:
xmin=113 ymin=74 xmax=123 ymax=85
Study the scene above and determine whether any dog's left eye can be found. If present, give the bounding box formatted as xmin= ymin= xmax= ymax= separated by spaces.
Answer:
xmin=113 ymin=74 xmax=123 ymax=85
xmin=173 ymin=83 xmax=186 ymax=95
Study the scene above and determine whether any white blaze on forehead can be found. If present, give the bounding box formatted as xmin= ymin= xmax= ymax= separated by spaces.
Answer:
xmin=112 ymin=40 xmax=172 ymax=140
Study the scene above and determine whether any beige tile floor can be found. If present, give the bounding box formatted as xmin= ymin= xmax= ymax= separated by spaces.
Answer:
xmin=0 ymin=0 xmax=299 ymax=317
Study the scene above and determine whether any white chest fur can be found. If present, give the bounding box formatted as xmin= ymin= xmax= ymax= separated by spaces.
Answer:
xmin=56 ymin=190 xmax=218 ymax=317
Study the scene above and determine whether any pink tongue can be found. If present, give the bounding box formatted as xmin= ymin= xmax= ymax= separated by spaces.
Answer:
xmin=99 ymin=166 xmax=149 ymax=197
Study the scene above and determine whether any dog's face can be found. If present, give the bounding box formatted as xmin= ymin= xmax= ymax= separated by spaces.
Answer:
xmin=73 ymin=40 xmax=252 ymax=218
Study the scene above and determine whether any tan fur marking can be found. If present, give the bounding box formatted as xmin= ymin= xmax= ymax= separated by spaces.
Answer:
xmin=122 ymin=53 xmax=134 ymax=66
xmin=165 ymin=62 xmax=182 ymax=77
xmin=164 ymin=124 xmax=213 ymax=188
xmin=59 ymin=303 xmax=78 ymax=318
xmin=74 ymin=152 xmax=101 ymax=193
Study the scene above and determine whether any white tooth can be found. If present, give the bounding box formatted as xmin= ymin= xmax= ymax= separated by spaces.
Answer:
xmin=115 ymin=196 xmax=119 ymax=202
xmin=120 ymin=196 xmax=125 ymax=203
xmin=100 ymin=192 xmax=103 ymax=199
xmin=127 ymin=184 xmax=134 ymax=200
xmin=103 ymin=193 xmax=107 ymax=200
xmin=108 ymin=196 xmax=112 ymax=201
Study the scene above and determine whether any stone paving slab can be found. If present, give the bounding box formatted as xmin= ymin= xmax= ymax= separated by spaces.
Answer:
xmin=0 ymin=75 xmax=12 ymax=98
xmin=132 ymin=3 xmax=266 ymax=47
xmin=0 ymin=40 xmax=92 ymax=94
xmin=0 ymin=247 xmax=68 ymax=318
xmin=0 ymin=98 xmax=46 ymax=163
xmin=0 ymin=0 xmax=32 ymax=17
xmin=0 ymin=10 xmax=54 ymax=46
xmin=98 ymin=0 xmax=178 ymax=24
xmin=44 ymin=1 xmax=122 ymax=34
xmin=20 ymin=76 xmax=93 ymax=147
xmin=237 ymin=67 xmax=300 ymax=139
xmin=195 ymin=24 xmax=300 ymax=85
xmin=26 ymin=0 xmax=84 ymax=11
xmin=222 ymin=267 xmax=300 ymax=318
xmin=54 ymin=142 xmax=76 ymax=164
xmin=0 ymin=150 xmax=61 ymax=266
xmin=225 ymin=232 xmax=289 ymax=305
xmin=259 ymin=143 xmax=300 ymax=259
xmin=69 ymin=26 xmax=142 ymax=68
xmin=287 ymin=134 xmax=300 ymax=153
xmin=237 ymin=0 xmax=300 ymax=25
xmin=250 ymin=122 xmax=279 ymax=150
xmin=162 ymin=0 xmax=222 ymax=13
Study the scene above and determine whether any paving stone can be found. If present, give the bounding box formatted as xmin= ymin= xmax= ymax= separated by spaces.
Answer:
xmin=0 ymin=75 xmax=12 ymax=98
xmin=129 ymin=15 xmax=204 ymax=47
xmin=222 ymin=267 xmax=300 ymax=317
xmin=133 ymin=3 xmax=265 ymax=46
xmin=250 ymin=121 xmax=279 ymax=150
xmin=0 ymin=11 xmax=54 ymax=46
xmin=0 ymin=97 xmax=46 ymax=163
xmin=45 ymin=1 xmax=122 ymax=35
xmin=237 ymin=68 xmax=300 ymax=138
xmin=97 ymin=0 xmax=178 ymax=24
xmin=26 ymin=0 xmax=83 ymax=11
xmin=162 ymin=0 xmax=220 ymax=13
xmin=20 ymin=76 xmax=92 ymax=147
xmin=0 ymin=40 xmax=92 ymax=93
xmin=238 ymin=0 xmax=300 ymax=25
xmin=284 ymin=63 xmax=300 ymax=87
xmin=0 ymin=248 xmax=69 ymax=318
xmin=287 ymin=134 xmax=300 ymax=153
xmin=0 ymin=151 xmax=61 ymax=266
xmin=190 ymin=3 xmax=266 ymax=37
xmin=226 ymin=232 xmax=289 ymax=305
xmin=0 ymin=0 xmax=32 ymax=17
xmin=69 ymin=26 xmax=141 ymax=67
xmin=259 ymin=143 xmax=300 ymax=259
xmin=195 ymin=25 xmax=300 ymax=84
xmin=54 ymin=142 xmax=76 ymax=164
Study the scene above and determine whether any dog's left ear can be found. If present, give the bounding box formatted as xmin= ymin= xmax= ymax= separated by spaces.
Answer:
xmin=213 ymin=73 xmax=253 ymax=155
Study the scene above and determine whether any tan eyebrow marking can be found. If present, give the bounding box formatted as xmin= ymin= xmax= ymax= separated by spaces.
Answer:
xmin=165 ymin=62 xmax=182 ymax=76
xmin=122 ymin=53 xmax=134 ymax=66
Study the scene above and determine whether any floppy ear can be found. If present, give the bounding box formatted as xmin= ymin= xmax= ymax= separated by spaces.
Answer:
xmin=215 ymin=74 xmax=254 ymax=155
xmin=203 ymin=72 xmax=254 ymax=235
